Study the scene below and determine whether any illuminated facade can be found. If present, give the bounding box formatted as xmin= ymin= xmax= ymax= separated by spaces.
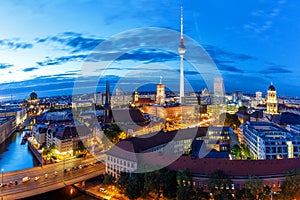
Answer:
xmin=156 ymin=77 xmax=166 ymax=105
xmin=266 ymin=83 xmax=278 ymax=114
xmin=240 ymin=121 xmax=300 ymax=159
xmin=27 ymin=90 xmax=39 ymax=115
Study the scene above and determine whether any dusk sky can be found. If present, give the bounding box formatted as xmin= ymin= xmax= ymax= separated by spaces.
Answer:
xmin=0 ymin=0 xmax=300 ymax=100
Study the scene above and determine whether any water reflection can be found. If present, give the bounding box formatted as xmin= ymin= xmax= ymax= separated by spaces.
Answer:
xmin=0 ymin=131 xmax=39 ymax=172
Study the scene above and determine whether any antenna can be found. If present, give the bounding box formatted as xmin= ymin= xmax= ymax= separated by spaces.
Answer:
xmin=160 ymin=76 xmax=163 ymax=84
xmin=180 ymin=6 xmax=184 ymax=41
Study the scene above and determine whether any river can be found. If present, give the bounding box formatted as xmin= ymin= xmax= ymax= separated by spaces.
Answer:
xmin=0 ymin=131 xmax=97 ymax=200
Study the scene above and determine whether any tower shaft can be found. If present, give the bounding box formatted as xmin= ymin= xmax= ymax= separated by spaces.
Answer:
xmin=178 ymin=6 xmax=186 ymax=104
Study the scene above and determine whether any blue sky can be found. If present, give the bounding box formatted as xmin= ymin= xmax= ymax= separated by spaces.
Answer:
xmin=0 ymin=0 xmax=300 ymax=101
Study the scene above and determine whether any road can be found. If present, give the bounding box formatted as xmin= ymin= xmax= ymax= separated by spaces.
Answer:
xmin=0 ymin=157 xmax=106 ymax=200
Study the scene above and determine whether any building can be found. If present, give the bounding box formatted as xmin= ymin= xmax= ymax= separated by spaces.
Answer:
xmin=214 ymin=77 xmax=225 ymax=98
xmin=213 ymin=77 xmax=225 ymax=107
xmin=142 ymin=104 xmax=196 ymax=122
xmin=240 ymin=121 xmax=300 ymax=159
xmin=266 ymin=83 xmax=278 ymax=114
xmin=156 ymin=77 xmax=166 ymax=105
xmin=205 ymin=126 xmax=233 ymax=152
xmin=27 ymin=90 xmax=39 ymax=115
xmin=167 ymin=156 xmax=300 ymax=192
xmin=0 ymin=107 xmax=27 ymax=125
xmin=32 ymin=124 xmax=48 ymax=144
xmin=105 ymin=127 xmax=208 ymax=178
xmin=0 ymin=116 xmax=16 ymax=144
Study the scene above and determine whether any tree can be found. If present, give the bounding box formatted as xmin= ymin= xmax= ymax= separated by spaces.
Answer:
xmin=161 ymin=168 xmax=178 ymax=199
xmin=194 ymin=187 xmax=209 ymax=200
xmin=245 ymin=176 xmax=263 ymax=200
xmin=104 ymin=122 xmax=130 ymax=144
xmin=177 ymin=168 xmax=193 ymax=200
xmin=117 ymin=172 xmax=130 ymax=193
xmin=142 ymin=170 xmax=161 ymax=198
xmin=280 ymin=168 xmax=300 ymax=200
xmin=230 ymin=144 xmax=242 ymax=159
xmin=207 ymin=170 xmax=232 ymax=198
xmin=125 ymin=173 xmax=144 ymax=200
xmin=219 ymin=113 xmax=241 ymax=130
xmin=102 ymin=174 xmax=114 ymax=185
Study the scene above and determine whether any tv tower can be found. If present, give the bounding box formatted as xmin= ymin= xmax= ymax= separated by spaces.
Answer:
xmin=178 ymin=6 xmax=186 ymax=104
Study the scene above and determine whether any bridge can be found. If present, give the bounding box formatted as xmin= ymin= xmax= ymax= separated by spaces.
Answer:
xmin=0 ymin=157 xmax=106 ymax=200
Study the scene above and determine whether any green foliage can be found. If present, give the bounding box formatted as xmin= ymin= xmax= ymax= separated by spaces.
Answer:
xmin=103 ymin=174 xmax=115 ymax=185
xmin=280 ymin=168 xmax=300 ymax=199
xmin=125 ymin=173 xmax=144 ymax=200
xmin=77 ymin=140 xmax=86 ymax=152
xmin=117 ymin=172 xmax=130 ymax=193
xmin=230 ymin=144 xmax=242 ymax=159
xmin=118 ymin=168 xmax=178 ymax=200
xmin=104 ymin=123 xmax=129 ymax=144
xmin=161 ymin=168 xmax=177 ymax=199
xmin=245 ymin=176 xmax=263 ymax=200
xmin=219 ymin=113 xmax=241 ymax=130
xmin=207 ymin=170 xmax=232 ymax=197
xmin=177 ymin=168 xmax=193 ymax=200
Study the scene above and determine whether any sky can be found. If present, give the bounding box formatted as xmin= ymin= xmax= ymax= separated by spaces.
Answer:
xmin=0 ymin=0 xmax=300 ymax=101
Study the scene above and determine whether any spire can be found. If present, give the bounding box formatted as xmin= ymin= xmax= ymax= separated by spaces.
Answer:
xmin=104 ymin=81 xmax=110 ymax=107
xmin=180 ymin=6 xmax=183 ymax=40
xmin=160 ymin=76 xmax=163 ymax=84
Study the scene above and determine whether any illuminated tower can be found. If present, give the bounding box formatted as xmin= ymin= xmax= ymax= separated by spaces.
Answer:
xmin=266 ymin=82 xmax=278 ymax=114
xmin=134 ymin=87 xmax=139 ymax=102
xmin=178 ymin=6 xmax=186 ymax=104
xmin=156 ymin=76 xmax=166 ymax=105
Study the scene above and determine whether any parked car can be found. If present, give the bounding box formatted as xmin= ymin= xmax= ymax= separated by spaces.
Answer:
xmin=44 ymin=174 xmax=48 ymax=179
xmin=22 ymin=177 xmax=30 ymax=183
xmin=34 ymin=176 xmax=40 ymax=181
xmin=54 ymin=171 xmax=58 ymax=176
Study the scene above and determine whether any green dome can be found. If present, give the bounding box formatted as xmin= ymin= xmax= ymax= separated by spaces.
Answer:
xmin=28 ymin=90 xmax=38 ymax=101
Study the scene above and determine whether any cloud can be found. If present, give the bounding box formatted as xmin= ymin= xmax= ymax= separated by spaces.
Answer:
xmin=0 ymin=63 xmax=13 ymax=69
xmin=203 ymin=45 xmax=254 ymax=61
xmin=0 ymin=39 xmax=33 ymax=50
xmin=36 ymin=54 xmax=87 ymax=66
xmin=23 ymin=67 xmax=39 ymax=72
xmin=36 ymin=32 xmax=104 ymax=53
xmin=259 ymin=66 xmax=292 ymax=74
xmin=218 ymin=64 xmax=244 ymax=73
xmin=245 ymin=2 xmax=283 ymax=36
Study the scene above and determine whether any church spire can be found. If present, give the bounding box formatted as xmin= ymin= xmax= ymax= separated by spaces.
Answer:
xmin=104 ymin=81 xmax=110 ymax=107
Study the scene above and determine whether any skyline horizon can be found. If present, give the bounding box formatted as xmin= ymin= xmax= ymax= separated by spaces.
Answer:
xmin=1 ymin=79 xmax=297 ymax=103
xmin=1 ymin=1 xmax=300 ymax=100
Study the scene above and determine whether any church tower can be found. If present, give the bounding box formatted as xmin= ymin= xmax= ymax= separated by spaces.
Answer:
xmin=134 ymin=87 xmax=139 ymax=103
xmin=266 ymin=82 xmax=278 ymax=114
xmin=156 ymin=76 xmax=166 ymax=105
xmin=178 ymin=6 xmax=186 ymax=104
xmin=104 ymin=81 xmax=112 ymax=123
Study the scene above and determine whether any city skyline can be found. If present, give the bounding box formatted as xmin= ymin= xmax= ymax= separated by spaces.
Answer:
xmin=1 ymin=0 xmax=300 ymax=100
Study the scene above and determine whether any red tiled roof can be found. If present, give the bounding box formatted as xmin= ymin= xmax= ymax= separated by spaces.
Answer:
xmin=168 ymin=156 xmax=300 ymax=177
